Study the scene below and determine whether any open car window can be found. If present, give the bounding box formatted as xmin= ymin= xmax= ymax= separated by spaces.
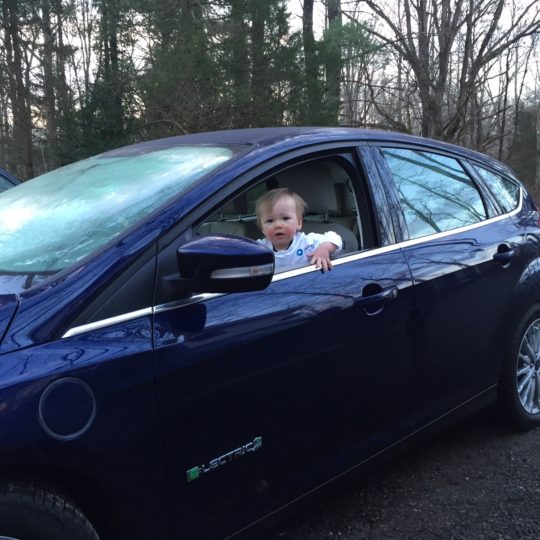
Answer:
xmin=195 ymin=157 xmax=366 ymax=274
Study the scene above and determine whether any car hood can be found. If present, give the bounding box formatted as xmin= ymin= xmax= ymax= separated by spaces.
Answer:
xmin=0 ymin=294 xmax=19 ymax=345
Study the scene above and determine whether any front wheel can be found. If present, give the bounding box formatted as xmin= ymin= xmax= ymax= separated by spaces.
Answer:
xmin=0 ymin=482 xmax=99 ymax=540
xmin=498 ymin=304 xmax=540 ymax=430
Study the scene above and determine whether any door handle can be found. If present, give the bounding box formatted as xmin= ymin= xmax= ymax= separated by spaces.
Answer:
xmin=493 ymin=248 xmax=515 ymax=265
xmin=355 ymin=286 xmax=399 ymax=311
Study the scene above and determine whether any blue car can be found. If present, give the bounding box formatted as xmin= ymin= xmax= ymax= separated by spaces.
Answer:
xmin=0 ymin=128 xmax=539 ymax=539
xmin=0 ymin=168 xmax=19 ymax=193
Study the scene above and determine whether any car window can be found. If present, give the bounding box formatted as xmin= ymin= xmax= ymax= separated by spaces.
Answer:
xmin=195 ymin=157 xmax=365 ymax=273
xmin=381 ymin=148 xmax=487 ymax=240
xmin=472 ymin=165 xmax=520 ymax=214
xmin=0 ymin=145 xmax=244 ymax=275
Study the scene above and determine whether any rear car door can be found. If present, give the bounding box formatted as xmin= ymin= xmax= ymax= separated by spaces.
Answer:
xmin=153 ymin=146 xmax=417 ymax=539
xmin=373 ymin=145 xmax=528 ymax=426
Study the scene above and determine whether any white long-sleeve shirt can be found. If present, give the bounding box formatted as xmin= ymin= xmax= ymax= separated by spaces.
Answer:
xmin=258 ymin=231 xmax=342 ymax=272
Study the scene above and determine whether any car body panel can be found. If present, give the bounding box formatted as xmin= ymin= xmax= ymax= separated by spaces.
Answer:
xmin=155 ymin=248 xmax=415 ymax=539
xmin=0 ymin=295 xmax=18 ymax=343
xmin=400 ymin=216 xmax=528 ymax=422
xmin=1 ymin=317 xmax=172 ymax=538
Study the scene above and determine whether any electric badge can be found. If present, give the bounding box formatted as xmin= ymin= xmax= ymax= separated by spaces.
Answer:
xmin=186 ymin=436 xmax=263 ymax=482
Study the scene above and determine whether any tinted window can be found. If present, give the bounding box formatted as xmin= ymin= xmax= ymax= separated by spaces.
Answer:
xmin=473 ymin=165 xmax=520 ymax=214
xmin=381 ymin=148 xmax=486 ymax=239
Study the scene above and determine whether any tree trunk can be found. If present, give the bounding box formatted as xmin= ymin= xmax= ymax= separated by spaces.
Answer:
xmin=100 ymin=0 xmax=123 ymax=142
xmin=54 ymin=0 xmax=70 ymax=115
xmin=325 ymin=0 xmax=342 ymax=124
xmin=498 ymin=51 xmax=510 ymax=160
xmin=535 ymin=102 xmax=540 ymax=197
xmin=230 ymin=0 xmax=250 ymax=127
xmin=249 ymin=0 xmax=269 ymax=126
xmin=41 ymin=0 xmax=56 ymax=170
xmin=303 ymin=0 xmax=322 ymax=123
xmin=4 ymin=0 xmax=34 ymax=178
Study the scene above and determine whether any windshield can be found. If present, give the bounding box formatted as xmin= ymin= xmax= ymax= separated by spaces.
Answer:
xmin=0 ymin=144 xmax=242 ymax=276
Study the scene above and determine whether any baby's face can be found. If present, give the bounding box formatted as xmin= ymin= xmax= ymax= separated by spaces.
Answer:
xmin=259 ymin=196 xmax=302 ymax=251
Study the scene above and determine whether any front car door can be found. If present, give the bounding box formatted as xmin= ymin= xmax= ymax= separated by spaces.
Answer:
xmin=152 ymin=146 xmax=418 ymax=539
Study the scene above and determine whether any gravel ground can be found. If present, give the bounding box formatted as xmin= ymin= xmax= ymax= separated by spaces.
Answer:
xmin=262 ymin=407 xmax=540 ymax=539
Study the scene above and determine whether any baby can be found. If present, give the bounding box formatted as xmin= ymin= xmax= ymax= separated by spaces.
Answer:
xmin=256 ymin=188 xmax=342 ymax=272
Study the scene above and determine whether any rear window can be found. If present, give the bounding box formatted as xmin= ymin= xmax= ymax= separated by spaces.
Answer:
xmin=473 ymin=165 xmax=520 ymax=214
xmin=0 ymin=145 xmax=243 ymax=275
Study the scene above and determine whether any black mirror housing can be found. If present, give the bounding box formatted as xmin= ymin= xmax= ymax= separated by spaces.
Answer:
xmin=177 ymin=234 xmax=274 ymax=293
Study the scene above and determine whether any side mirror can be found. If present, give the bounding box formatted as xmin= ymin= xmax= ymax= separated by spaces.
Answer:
xmin=176 ymin=234 xmax=274 ymax=293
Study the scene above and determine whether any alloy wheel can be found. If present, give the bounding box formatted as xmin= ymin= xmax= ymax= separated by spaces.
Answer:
xmin=516 ymin=318 xmax=540 ymax=415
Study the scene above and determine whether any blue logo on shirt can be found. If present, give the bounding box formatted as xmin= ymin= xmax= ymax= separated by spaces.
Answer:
xmin=296 ymin=249 xmax=304 ymax=256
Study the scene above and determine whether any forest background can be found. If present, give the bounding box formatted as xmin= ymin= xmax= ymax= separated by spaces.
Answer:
xmin=2 ymin=0 xmax=540 ymax=199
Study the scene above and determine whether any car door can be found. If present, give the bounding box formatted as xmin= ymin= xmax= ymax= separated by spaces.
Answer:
xmin=152 ymin=148 xmax=417 ymax=539
xmin=373 ymin=145 xmax=528 ymax=427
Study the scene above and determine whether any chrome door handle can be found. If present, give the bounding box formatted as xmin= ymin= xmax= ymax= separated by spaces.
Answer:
xmin=355 ymin=286 xmax=399 ymax=308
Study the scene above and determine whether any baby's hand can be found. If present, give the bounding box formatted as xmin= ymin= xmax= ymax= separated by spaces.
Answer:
xmin=308 ymin=242 xmax=336 ymax=272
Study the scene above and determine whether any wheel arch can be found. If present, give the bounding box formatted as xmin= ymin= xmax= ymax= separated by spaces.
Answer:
xmin=491 ymin=257 xmax=540 ymax=373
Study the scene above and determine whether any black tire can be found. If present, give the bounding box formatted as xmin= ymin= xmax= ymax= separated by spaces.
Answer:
xmin=498 ymin=303 xmax=540 ymax=431
xmin=0 ymin=482 xmax=99 ymax=540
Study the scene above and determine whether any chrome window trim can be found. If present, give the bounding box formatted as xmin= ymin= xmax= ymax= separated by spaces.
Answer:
xmin=62 ymin=307 xmax=154 ymax=338
xmin=153 ymin=293 xmax=221 ymax=314
xmin=62 ymin=189 xmax=522 ymax=339
xmin=62 ymin=293 xmax=220 ymax=339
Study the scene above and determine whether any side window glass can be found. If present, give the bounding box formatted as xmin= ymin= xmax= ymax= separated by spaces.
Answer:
xmin=195 ymin=158 xmax=366 ymax=274
xmin=381 ymin=148 xmax=487 ymax=239
xmin=473 ymin=165 xmax=520 ymax=214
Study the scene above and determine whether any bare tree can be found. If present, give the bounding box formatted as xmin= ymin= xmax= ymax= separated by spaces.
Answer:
xmin=324 ymin=0 xmax=342 ymax=123
xmin=303 ymin=0 xmax=323 ymax=122
xmin=358 ymin=0 xmax=540 ymax=143
xmin=536 ymin=61 xmax=540 ymax=194
xmin=40 ymin=0 xmax=56 ymax=167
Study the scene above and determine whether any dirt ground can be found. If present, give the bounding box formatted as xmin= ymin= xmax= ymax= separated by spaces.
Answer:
xmin=262 ymin=407 xmax=540 ymax=539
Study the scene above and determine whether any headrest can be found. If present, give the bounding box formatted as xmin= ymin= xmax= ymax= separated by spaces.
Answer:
xmin=277 ymin=162 xmax=339 ymax=215
xmin=218 ymin=194 xmax=248 ymax=216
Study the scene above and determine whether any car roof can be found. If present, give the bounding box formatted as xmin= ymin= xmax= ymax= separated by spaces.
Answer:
xmin=103 ymin=127 xmax=515 ymax=178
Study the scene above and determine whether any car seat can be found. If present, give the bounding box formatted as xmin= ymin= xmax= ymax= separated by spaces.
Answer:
xmin=276 ymin=163 xmax=359 ymax=253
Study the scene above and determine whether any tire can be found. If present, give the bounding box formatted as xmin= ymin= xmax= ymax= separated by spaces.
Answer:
xmin=498 ymin=303 xmax=540 ymax=430
xmin=0 ymin=482 xmax=99 ymax=540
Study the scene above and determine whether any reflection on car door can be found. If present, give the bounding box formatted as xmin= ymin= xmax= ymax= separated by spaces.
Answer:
xmin=153 ymin=244 xmax=415 ymax=538
xmin=401 ymin=224 xmax=526 ymax=423
xmin=375 ymin=146 xmax=527 ymax=426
